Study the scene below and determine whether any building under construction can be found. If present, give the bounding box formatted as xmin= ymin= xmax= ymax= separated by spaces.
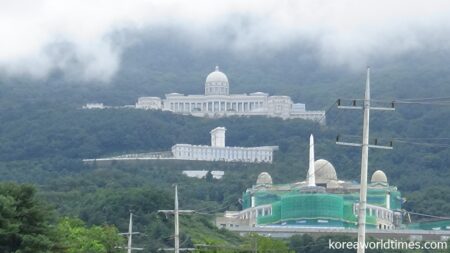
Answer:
xmin=217 ymin=134 xmax=403 ymax=230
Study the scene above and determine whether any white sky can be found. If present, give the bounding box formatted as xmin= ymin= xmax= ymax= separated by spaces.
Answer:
xmin=1 ymin=0 xmax=450 ymax=81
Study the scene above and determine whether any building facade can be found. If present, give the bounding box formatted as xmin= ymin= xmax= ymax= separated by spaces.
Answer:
xmin=82 ymin=103 xmax=106 ymax=109
xmin=182 ymin=170 xmax=225 ymax=179
xmin=83 ymin=126 xmax=278 ymax=164
xmin=172 ymin=127 xmax=278 ymax=163
xmin=135 ymin=66 xmax=325 ymax=123
xmin=216 ymin=135 xmax=403 ymax=230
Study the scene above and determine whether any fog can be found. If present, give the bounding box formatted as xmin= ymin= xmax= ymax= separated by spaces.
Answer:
xmin=1 ymin=0 xmax=450 ymax=81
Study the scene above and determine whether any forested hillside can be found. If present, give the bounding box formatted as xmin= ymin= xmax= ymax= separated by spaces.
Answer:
xmin=0 ymin=36 xmax=449 ymax=251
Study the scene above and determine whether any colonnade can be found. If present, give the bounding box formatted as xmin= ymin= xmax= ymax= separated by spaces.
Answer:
xmin=169 ymin=100 xmax=265 ymax=113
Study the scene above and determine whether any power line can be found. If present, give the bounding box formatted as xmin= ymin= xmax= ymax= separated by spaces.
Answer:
xmin=339 ymin=134 xmax=450 ymax=149
xmin=392 ymin=96 xmax=450 ymax=101
xmin=393 ymin=137 xmax=450 ymax=141
xmin=394 ymin=101 xmax=450 ymax=106
xmin=193 ymin=201 xmax=240 ymax=215
xmin=372 ymin=99 xmax=450 ymax=106
xmin=340 ymin=98 xmax=450 ymax=106
xmin=407 ymin=211 xmax=450 ymax=221
xmin=394 ymin=140 xmax=450 ymax=148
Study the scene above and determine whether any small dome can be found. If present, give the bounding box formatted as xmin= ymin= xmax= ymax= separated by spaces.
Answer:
xmin=371 ymin=170 xmax=388 ymax=184
xmin=205 ymin=66 xmax=229 ymax=96
xmin=256 ymin=172 xmax=273 ymax=185
xmin=314 ymin=159 xmax=337 ymax=182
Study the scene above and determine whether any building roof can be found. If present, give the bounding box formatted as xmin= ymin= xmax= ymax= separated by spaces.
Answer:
xmin=256 ymin=172 xmax=273 ymax=185
xmin=205 ymin=66 xmax=229 ymax=84
xmin=371 ymin=170 xmax=388 ymax=184
xmin=314 ymin=159 xmax=338 ymax=182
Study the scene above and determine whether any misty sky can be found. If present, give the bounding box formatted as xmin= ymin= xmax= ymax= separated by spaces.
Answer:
xmin=2 ymin=0 xmax=450 ymax=81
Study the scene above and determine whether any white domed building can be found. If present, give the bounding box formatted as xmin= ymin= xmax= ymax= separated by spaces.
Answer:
xmin=135 ymin=66 xmax=325 ymax=122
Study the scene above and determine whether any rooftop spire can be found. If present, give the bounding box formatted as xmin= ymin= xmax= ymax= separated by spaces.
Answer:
xmin=308 ymin=134 xmax=316 ymax=187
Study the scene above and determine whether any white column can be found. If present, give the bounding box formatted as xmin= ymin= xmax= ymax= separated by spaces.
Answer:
xmin=308 ymin=134 xmax=316 ymax=187
xmin=386 ymin=192 xmax=391 ymax=209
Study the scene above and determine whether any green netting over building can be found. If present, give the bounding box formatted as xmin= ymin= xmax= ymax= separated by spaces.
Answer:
xmin=234 ymin=161 xmax=403 ymax=230
xmin=281 ymin=194 xmax=343 ymax=220
xmin=256 ymin=193 xmax=379 ymax=228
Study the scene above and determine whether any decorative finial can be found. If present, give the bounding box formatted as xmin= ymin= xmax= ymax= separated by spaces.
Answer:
xmin=215 ymin=66 xmax=219 ymax=71
xmin=308 ymin=134 xmax=316 ymax=187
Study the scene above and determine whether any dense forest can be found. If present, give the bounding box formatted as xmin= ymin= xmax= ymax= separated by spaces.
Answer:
xmin=0 ymin=35 xmax=450 ymax=252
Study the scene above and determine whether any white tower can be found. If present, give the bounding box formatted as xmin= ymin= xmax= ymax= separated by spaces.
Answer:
xmin=308 ymin=134 xmax=316 ymax=187
xmin=210 ymin=127 xmax=226 ymax=147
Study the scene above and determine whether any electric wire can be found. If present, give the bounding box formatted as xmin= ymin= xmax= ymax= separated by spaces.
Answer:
xmin=339 ymin=134 xmax=450 ymax=149
xmin=406 ymin=211 xmax=450 ymax=221
xmin=339 ymin=97 xmax=450 ymax=106
xmin=394 ymin=96 xmax=450 ymax=101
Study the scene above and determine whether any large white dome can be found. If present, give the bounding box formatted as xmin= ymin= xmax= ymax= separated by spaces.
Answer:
xmin=206 ymin=66 xmax=229 ymax=83
xmin=314 ymin=159 xmax=337 ymax=182
xmin=205 ymin=66 xmax=229 ymax=96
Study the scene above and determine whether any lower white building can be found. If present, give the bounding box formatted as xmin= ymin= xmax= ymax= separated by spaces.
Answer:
xmin=135 ymin=66 xmax=325 ymax=123
xmin=83 ymin=126 xmax=278 ymax=164
xmin=83 ymin=103 xmax=106 ymax=109
xmin=182 ymin=170 xmax=225 ymax=179
xmin=172 ymin=127 xmax=278 ymax=163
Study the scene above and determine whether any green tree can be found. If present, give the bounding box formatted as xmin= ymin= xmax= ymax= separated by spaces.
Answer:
xmin=205 ymin=170 xmax=214 ymax=183
xmin=56 ymin=217 xmax=123 ymax=253
xmin=0 ymin=183 xmax=58 ymax=253
xmin=242 ymin=233 xmax=292 ymax=253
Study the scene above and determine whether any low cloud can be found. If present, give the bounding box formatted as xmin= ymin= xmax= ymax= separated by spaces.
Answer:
xmin=1 ymin=0 xmax=450 ymax=81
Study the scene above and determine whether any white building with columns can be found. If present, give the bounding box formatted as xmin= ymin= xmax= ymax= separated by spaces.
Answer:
xmin=135 ymin=66 xmax=325 ymax=123
xmin=172 ymin=127 xmax=278 ymax=163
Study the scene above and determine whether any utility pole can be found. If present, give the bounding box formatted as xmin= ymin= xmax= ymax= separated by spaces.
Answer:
xmin=118 ymin=212 xmax=143 ymax=252
xmin=336 ymin=67 xmax=394 ymax=253
xmin=158 ymin=184 xmax=195 ymax=252
xmin=174 ymin=184 xmax=179 ymax=253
